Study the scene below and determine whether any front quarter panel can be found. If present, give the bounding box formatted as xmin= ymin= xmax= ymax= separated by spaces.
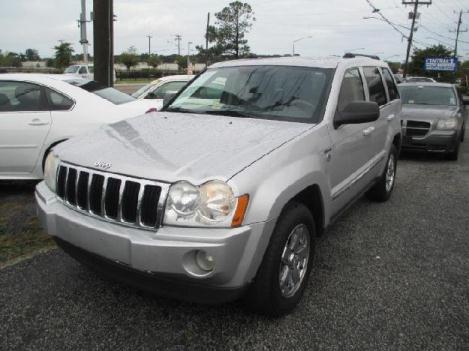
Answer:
xmin=229 ymin=123 xmax=331 ymax=226
xmin=227 ymin=123 xmax=331 ymax=283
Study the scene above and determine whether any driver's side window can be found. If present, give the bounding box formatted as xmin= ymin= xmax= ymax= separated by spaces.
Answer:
xmin=337 ymin=68 xmax=365 ymax=112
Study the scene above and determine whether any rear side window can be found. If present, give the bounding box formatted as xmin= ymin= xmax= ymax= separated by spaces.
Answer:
xmin=337 ymin=68 xmax=366 ymax=112
xmin=45 ymin=88 xmax=74 ymax=110
xmin=0 ymin=81 xmax=42 ymax=112
xmin=363 ymin=67 xmax=388 ymax=106
xmin=78 ymin=66 xmax=87 ymax=74
xmin=382 ymin=68 xmax=399 ymax=101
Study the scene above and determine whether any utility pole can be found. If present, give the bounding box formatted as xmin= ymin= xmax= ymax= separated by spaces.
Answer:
xmin=205 ymin=12 xmax=210 ymax=66
xmin=147 ymin=35 xmax=152 ymax=56
xmin=402 ymin=0 xmax=432 ymax=78
xmin=175 ymin=34 xmax=182 ymax=56
xmin=93 ymin=0 xmax=114 ymax=87
xmin=78 ymin=0 xmax=90 ymax=63
xmin=451 ymin=10 xmax=468 ymax=59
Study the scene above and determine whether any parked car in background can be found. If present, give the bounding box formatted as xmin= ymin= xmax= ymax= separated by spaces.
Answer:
xmin=63 ymin=64 xmax=117 ymax=82
xmin=404 ymin=76 xmax=436 ymax=83
xmin=37 ymin=55 xmax=402 ymax=316
xmin=131 ymin=75 xmax=193 ymax=109
xmin=398 ymin=82 xmax=467 ymax=160
xmin=0 ymin=74 xmax=158 ymax=180
xmin=64 ymin=64 xmax=94 ymax=80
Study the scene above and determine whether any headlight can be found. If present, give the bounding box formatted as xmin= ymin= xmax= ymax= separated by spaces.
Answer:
xmin=436 ymin=118 xmax=458 ymax=130
xmin=44 ymin=153 xmax=59 ymax=192
xmin=164 ymin=180 xmax=249 ymax=228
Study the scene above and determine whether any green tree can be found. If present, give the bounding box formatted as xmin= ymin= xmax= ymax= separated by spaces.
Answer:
xmin=25 ymin=48 xmax=40 ymax=61
xmin=147 ymin=54 xmax=161 ymax=69
xmin=118 ymin=46 xmax=139 ymax=71
xmin=54 ymin=42 xmax=74 ymax=70
xmin=409 ymin=45 xmax=454 ymax=81
xmin=211 ymin=1 xmax=255 ymax=59
xmin=0 ymin=52 xmax=22 ymax=67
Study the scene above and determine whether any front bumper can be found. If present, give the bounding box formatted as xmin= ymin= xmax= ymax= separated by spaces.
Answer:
xmin=36 ymin=182 xmax=270 ymax=303
xmin=402 ymin=129 xmax=459 ymax=152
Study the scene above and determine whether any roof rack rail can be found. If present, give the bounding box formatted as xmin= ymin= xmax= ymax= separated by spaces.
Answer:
xmin=343 ymin=53 xmax=380 ymax=60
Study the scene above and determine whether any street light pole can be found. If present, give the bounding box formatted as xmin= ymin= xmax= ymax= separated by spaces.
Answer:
xmin=292 ymin=36 xmax=312 ymax=56
xmin=147 ymin=35 xmax=152 ymax=56
xmin=187 ymin=41 xmax=193 ymax=73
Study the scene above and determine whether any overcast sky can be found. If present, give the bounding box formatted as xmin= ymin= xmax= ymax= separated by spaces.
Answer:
xmin=1 ymin=0 xmax=468 ymax=61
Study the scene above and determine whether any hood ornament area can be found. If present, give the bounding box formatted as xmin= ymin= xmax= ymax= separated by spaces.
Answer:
xmin=94 ymin=160 xmax=112 ymax=170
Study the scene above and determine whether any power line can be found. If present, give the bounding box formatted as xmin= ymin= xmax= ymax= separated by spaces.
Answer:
xmin=402 ymin=0 xmax=432 ymax=78
xmin=364 ymin=0 xmax=409 ymax=38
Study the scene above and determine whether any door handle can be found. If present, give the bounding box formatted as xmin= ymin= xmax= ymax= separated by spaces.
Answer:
xmin=386 ymin=114 xmax=395 ymax=122
xmin=28 ymin=118 xmax=49 ymax=126
xmin=362 ymin=126 xmax=375 ymax=136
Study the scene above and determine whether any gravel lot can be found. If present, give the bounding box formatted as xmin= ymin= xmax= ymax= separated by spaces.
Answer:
xmin=1 ymin=140 xmax=469 ymax=350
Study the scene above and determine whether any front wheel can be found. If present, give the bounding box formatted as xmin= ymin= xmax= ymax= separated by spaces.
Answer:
xmin=245 ymin=202 xmax=315 ymax=317
xmin=366 ymin=145 xmax=397 ymax=202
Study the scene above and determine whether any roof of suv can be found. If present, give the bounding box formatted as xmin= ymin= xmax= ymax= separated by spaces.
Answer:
xmin=210 ymin=56 xmax=387 ymax=69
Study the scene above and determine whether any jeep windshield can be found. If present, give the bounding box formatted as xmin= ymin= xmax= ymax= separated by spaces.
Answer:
xmin=399 ymin=85 xmax=457 ymax=106
xmin=165 ymin=65 xmax=334 ymax=123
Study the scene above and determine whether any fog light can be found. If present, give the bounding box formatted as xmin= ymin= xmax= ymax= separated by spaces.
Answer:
xmin=195 ymin=250 xmax=215 ymax=272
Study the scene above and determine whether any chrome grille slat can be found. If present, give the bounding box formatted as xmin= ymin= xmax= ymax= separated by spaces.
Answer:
xmin=136 ymin=184 xmax=145 ymax=227
xmin=117 ymin=180 xmax=125 ymax=222
xmin=55 ymin=162 xmax=168 ymax=231
xmin=63 ymin=167 xmax=70 ymax=202
xmin=101 ymin=176 xmax=108 ymax=218
xmin=87 ymin=172 xmax=93 ymax=212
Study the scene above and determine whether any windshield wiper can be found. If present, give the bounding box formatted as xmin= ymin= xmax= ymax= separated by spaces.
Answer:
xmin=203 ymin=110 xmax=257 ymax=118
xmin=165 ymin=107 xmax=197 ymax=113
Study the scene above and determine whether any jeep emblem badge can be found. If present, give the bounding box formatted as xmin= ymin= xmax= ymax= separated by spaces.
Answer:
xmin=94 ymin=161 xmax=112 ymax=170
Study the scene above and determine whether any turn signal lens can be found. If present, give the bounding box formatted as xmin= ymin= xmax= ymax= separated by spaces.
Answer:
xmin=231 ymin=194 xmax=249 ymax=228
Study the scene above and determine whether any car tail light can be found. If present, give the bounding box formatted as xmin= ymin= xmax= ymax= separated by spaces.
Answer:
xmin=145 ymin=107 xmax=158 ymax=114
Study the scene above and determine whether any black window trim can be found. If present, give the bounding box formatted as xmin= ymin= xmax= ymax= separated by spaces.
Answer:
xmin=43 ymin=85 xmax=76 ymax=112
xmin=380 ymin=67 xmax=400 ymax=105
xmin=362 ymin=66 xmax=389 ymax=108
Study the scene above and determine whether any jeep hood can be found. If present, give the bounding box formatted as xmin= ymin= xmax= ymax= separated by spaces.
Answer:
xmin=401 ymin=105 xmax=458 ymax=121
xmin=55 ymin=112 xmax=311 ymax=183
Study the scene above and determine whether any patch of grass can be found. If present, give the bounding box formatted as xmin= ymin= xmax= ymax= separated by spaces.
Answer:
xmin=0 ymin=224 xmax=55 ymax=266
xmin=115 ymin=78 xmax=153 ymax=84
xmin=0 ymin=181 xmax=56 ymax=266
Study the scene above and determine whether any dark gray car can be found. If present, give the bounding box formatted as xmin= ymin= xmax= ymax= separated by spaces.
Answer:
xmin=398 ymin=82 xmax=467 ymax=160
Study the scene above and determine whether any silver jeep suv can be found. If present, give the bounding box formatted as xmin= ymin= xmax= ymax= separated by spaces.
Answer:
xmin=36 ymin=55 xmax=402 ymax=316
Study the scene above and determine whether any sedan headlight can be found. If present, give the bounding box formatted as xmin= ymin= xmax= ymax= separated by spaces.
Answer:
xmin=164 ymin=180 xmax=249 ymax=228
xmin=44 ymin=153 xmax=59 ymax=192
xmin=436 ymin=118 xmax=458 ymax=130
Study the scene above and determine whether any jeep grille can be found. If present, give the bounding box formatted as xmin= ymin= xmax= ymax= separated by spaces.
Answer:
xmin=56 ymin=163 xmax=169 ymax=230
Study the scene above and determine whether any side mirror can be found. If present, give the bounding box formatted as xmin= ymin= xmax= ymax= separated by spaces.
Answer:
xmin=462 ymin=97 xmax=469 ymax=105
xmin=334 ymin=101 xmax=380 ymax=129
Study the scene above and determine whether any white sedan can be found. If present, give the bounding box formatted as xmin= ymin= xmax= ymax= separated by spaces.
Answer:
xmin=131 ymin=75 xmax=193 ymax=108
xmin=0 ymin=74 xmax=158 ymax=180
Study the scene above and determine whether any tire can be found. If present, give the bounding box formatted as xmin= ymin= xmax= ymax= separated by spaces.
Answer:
xmin=447 ymin=141 xmax=460 ymax=161
xmin=366 ymin=145 xmax=397 ymax=202
xmin=461 ymin=126 xmax=465 ymax=142
xmin=245 ymin=202 xmax=315 ymax=317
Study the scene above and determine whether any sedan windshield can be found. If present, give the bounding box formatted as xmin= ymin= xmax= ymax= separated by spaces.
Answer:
xmin=131 ymin=81 xmax=159 ymax=98
xmin=64 ymin=65 xmax=80 ymax=74
xmin=166 ymin=66 xmax=334 ymax=123
xmin=398 ymin=86 xmax=457 ymax=106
